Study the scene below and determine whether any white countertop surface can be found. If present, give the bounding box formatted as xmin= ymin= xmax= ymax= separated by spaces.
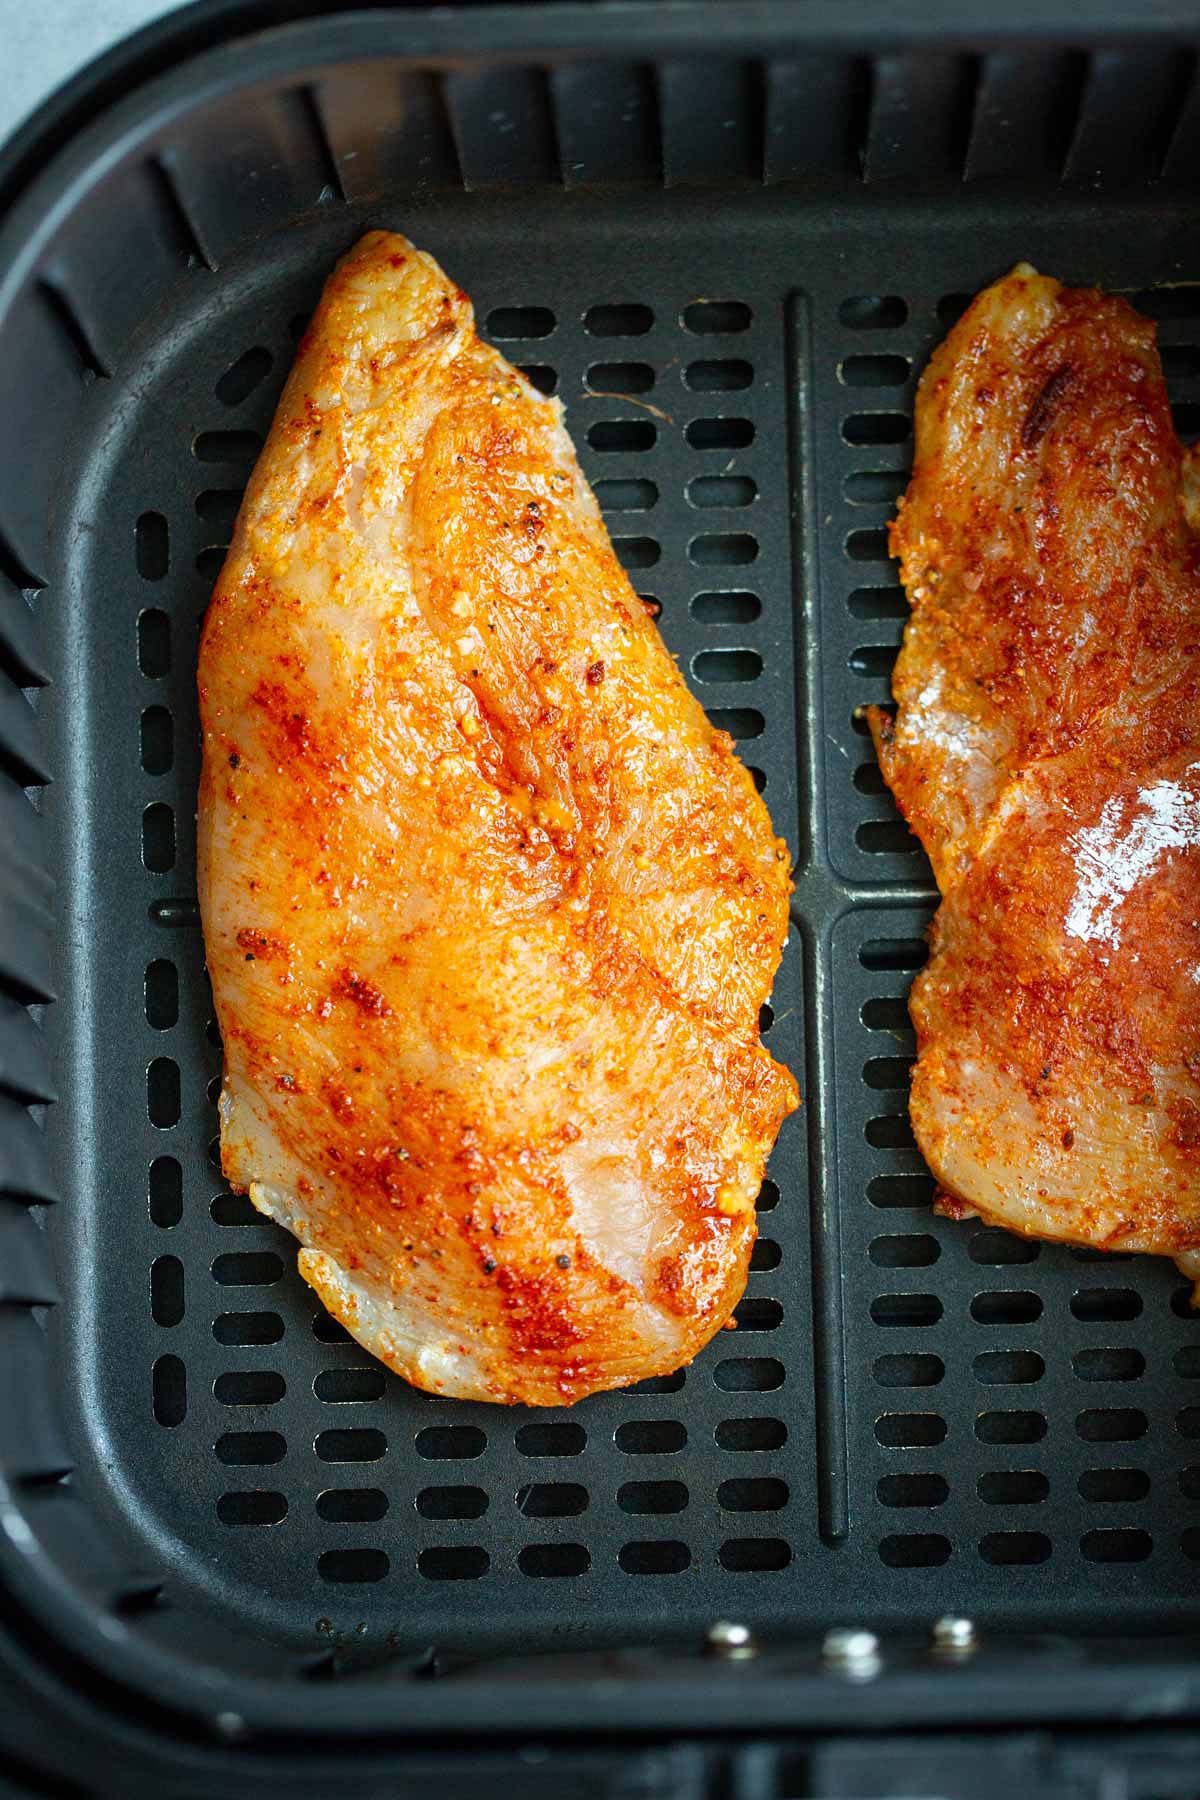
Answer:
xmin=2 ymin=0 xmax=182 ymax=149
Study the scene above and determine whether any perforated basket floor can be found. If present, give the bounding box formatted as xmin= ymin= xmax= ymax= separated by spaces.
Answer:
xmin=0 ymin=87 xmax=1151 ymax=1728
xmin=15 ymin=181 xmax=1197 ymax=1673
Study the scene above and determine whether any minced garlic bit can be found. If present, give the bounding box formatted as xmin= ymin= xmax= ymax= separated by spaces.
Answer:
xmin=715 ymin=1182 xmax=756 ymax=1217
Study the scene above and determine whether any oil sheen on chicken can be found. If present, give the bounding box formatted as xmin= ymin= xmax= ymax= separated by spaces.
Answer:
xmin=868 ymin=264 xmax=1200 ymax=1277
xmin=197 ymin=231 xmax=798 ymax=1405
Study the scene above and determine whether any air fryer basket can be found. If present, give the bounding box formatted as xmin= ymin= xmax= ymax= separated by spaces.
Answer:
xmin=4 ymin=0 xmax=1200 ymax=1756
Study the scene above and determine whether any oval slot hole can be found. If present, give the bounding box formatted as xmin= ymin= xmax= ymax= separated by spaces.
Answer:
xmin=686 ymin=417 xmax=754 ymax=450
xmin=588 ymin=360 xmax=654 ymax=393
xmin=685 ymin=359 xmax=752 ymax=391
xmin=715 ymin=1417 xmax=786 ymax=1452
xmin=487 ymin=306 xmax=555 ymax=339
xmin=839 ymin=296 xmax=908 ymax=329
xmin=135 ymin=512 xmax=169 ymax=581
xmin=152 ymin=1354 xmax=186 ymax=1426
xmin=317 ymin=1487 xmax=389 ymax=1522
xmin=585 ymin=304 xmax=652 ymax=336
xmin=216 ymin=346 xmax=274 ymax=406
xmin=683 ymin=300 xmax=751 ymax=333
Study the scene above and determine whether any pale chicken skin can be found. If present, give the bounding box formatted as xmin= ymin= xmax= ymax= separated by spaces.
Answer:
xmin=197 ymin=231 xmax=797 ymax=1406
xmin=869 ymin=265 xmax=1200 ymax=1269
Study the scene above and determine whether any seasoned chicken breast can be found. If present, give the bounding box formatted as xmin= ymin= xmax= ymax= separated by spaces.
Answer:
xmin=197 ymin=231 xmax=797 ymax=1405
xmin=869 ymin=265 xmax=1200 ymax=1270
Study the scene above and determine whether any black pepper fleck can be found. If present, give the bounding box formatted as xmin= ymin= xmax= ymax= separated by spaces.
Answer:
xmin=228 ymin=752 xmax=240 ymax=768
xmin=556 ymin=1253 xmax=571 ymax=1269
xmin=483 ymin=1258 xmax=496 ymax=1274
xmin=244 ymin=953 xmax=255 ymax=962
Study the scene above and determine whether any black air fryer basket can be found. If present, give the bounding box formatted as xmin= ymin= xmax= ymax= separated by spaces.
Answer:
xmin=4 ymin=1 xmax=1200 ymax=1791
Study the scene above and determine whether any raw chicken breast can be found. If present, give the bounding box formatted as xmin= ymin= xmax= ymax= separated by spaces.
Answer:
xmin=197 ymin=231 xmax=797 ymax=1405
xmin=869 ymin=265 xmax=1200 ymax=1269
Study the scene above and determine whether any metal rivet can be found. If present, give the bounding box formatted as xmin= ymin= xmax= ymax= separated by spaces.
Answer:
xmin=707 ymin=1619 xmax=757 ymax=1659
xmin=822 ymin=1627 xmax=881 ymax=1678
xmin=932 ymin=1615 xmax=977 ymax=1654
xmin=214 ymin=1710 xmax=246 ymax=1741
